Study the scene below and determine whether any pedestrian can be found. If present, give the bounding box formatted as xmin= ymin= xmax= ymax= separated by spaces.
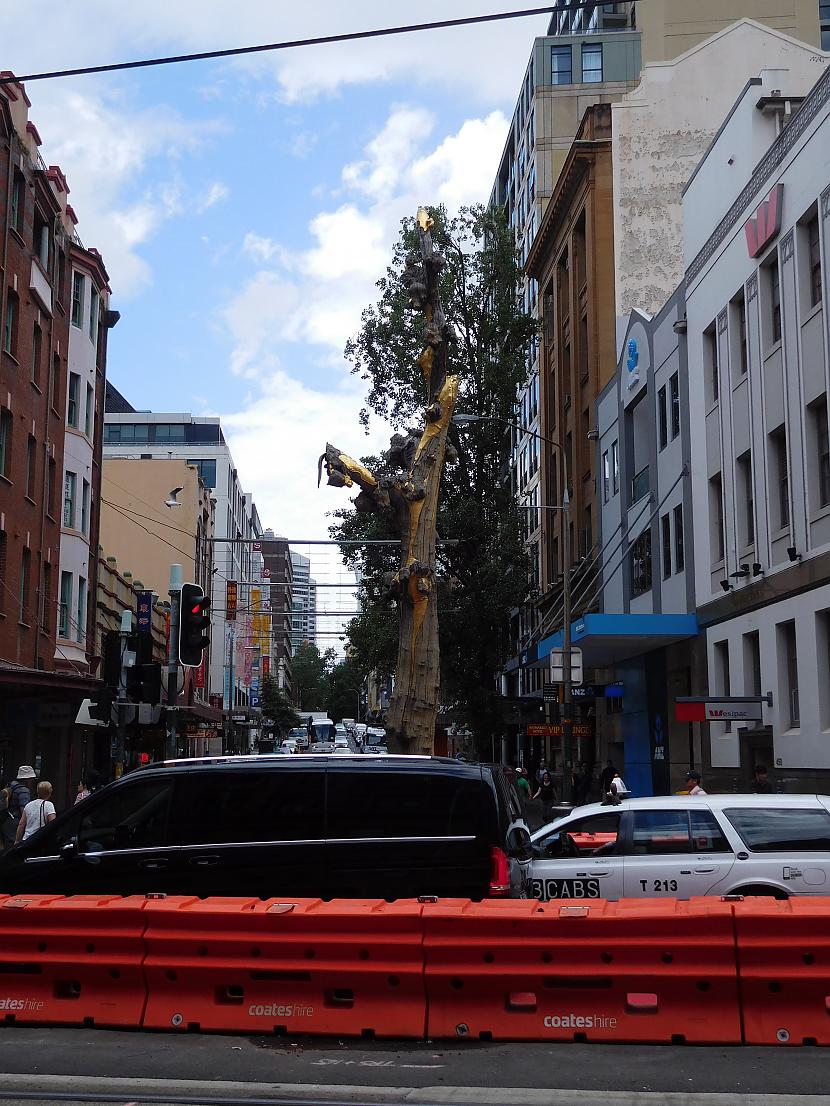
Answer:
xmin=749 ymin=764 xmax=773 ymax=794
xmin=573 ymin=761 xmax=592 ymax=805
xmin=600 ymin=759 xmax=615 ymax=796
xmin=686 ymin=769 xmax=707 ymax=796
xmin=532 ymin=769 xmax=557 ymax=806
xmin=0 ymin=786 xmax=17 ymax=853
xmin=7 ymin=765 xmax=36 ymax=824
xmin=515 ymin=767 xmax=531 ymax=801
xmin=609 ymin=771 xmax=628 ymax=798
xmin=14 ymin=781 xmax=57 ymax=846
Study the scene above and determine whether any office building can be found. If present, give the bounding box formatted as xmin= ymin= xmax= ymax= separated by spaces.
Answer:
xmin=290 ymin=550 xmax=317 ymax=651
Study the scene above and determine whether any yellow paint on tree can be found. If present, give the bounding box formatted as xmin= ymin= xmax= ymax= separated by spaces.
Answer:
xmin=336 ymin=453 xmax=379 ymax=489
xmin=414 ymin=375 xmax=459 ymax=464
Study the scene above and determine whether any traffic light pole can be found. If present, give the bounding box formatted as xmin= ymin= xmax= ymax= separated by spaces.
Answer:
xmin=114 ymin=608 xmax=133 ymax=778
xmin=166 ymin=564 xmax=182 ymax=760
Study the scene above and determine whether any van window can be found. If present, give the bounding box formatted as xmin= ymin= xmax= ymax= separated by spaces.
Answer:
xmin=51 ymin=778 xmax=173 ymax=853
xmin=327 ymin=770 xmax=496 ymax=840
xmin=723 ymin=807 xmax=830 ymax=852
xmin=630 ymin=810 xmax=690 ymax=855
xmin=170 ymin=770 xmax=324 ymax=845
xmin=690 ymin=809 xmax=732 ymax=853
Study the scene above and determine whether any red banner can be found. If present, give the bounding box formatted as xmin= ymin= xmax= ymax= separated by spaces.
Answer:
xmin=195 ymin=656 xmax=205 ymax=689
xmin=262 ymin=655 xmax=270 ymax=677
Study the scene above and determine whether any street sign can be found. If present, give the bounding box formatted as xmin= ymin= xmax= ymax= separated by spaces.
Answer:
xmin=543 ymin=683 xmax=557 ymax=703
xmin=549 ymin=647 xmax=583 ymax=686
xmin=675 ymin=696 xmax=770 ymax=723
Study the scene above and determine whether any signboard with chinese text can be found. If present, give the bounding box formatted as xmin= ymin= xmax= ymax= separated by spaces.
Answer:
xmin=226 ymin=580 xmax=237 ymax=621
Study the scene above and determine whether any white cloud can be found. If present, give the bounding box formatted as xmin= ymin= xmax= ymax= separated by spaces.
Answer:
xmin=215 ymin=103 xmax=509 ymax=542
xmin=29 ymin=87 xmax=225 ymax=296
xmin=198 ymin=181 xmax=230 ymax=211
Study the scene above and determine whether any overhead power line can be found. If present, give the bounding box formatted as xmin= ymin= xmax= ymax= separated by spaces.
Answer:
xmin=0 ymin=4 xmax=644 ymax=86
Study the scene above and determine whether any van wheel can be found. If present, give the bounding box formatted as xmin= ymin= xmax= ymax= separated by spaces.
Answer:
xmin=732 ymin=884 xmax=788 ymax=899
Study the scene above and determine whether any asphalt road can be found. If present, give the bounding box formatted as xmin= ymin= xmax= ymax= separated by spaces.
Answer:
xmin=0 ymin=1028 xmax=828 ymax=1105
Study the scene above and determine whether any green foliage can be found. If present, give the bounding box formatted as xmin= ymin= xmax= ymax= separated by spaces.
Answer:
xmin=325 ymin=655 xmax=369 ymax=724
xmin=260 ymin=674 xmax=301 ymax=735
xmin=333 ymin=204 xmax=536 ymax=751
xmin=291 ymin=642 xmax=334 ymax=712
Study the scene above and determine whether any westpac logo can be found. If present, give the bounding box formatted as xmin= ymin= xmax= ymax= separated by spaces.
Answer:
xmin=744 ymin=184 xmax=784 ymax=259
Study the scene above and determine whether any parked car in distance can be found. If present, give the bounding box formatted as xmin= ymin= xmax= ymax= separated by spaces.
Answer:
xmin=530 ymin=794 xmax=830 ymax=901
xmin=0 ymin=756 xmax=533 ymax=900
xmin=280 ymin=739 xmax=298 ymax=754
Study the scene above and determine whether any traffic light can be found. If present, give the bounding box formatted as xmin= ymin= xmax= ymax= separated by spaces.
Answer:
xmin=178 ymin=582 xmax=211 ymax=667
xmin=126 ymin=661 xmax=163 ymax=704
xmin=87 ymin=688 xmax=114 ymax=725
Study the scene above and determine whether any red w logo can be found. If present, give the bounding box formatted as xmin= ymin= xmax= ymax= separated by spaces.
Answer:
xmin=744 ymin=184 xmax=784 ymax=258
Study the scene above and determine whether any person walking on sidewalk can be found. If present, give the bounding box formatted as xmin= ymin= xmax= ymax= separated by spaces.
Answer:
xmin=14 ymin=781 xmax=57 ymax=846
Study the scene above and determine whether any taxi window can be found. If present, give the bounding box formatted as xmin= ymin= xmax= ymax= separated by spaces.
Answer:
xmin=690 ymin=809 xmax=732 ymax=853
xmin=630 ymin=810 xmax=690 ymax=855
xmin=723 ymin=807 xmax=830 ymax=852
xmin=535 ymin=812 xmax=621 ymax=858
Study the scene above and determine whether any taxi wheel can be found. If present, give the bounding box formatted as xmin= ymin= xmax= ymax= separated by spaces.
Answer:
xmin=732 ymin=884 xmax=788 ymax=899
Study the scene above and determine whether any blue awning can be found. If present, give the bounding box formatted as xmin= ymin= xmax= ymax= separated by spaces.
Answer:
xmin=536 ymin=613 xmax=699 ymax=667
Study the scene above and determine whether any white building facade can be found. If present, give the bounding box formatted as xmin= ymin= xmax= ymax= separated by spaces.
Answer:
xmin=685 ymin=60 xmax=830 ymax=783
xmin=102 ymin=403 xmax=261 ymax=707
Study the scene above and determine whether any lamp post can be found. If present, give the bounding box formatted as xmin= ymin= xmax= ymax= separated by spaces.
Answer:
xmin=451 ymin=413 xmax=575 ymax=794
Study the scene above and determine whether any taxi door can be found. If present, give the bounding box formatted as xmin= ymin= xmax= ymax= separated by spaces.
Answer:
xmin=622 ymin=807 xmax=735 ymax=898
xmin=530 ymin=810 xmax=625 ymax=901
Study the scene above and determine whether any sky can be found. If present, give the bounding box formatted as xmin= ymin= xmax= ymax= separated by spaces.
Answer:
xmin=4 ymin=3 xmax=547 ymax=634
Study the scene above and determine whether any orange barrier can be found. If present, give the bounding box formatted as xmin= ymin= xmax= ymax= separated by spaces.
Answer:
xmin=422 ymin=897 xmax=742 ymax=1044
xmin=141 ymin=897 xmax=426 ymax=1037
xmin=0 ymin=894 xmax=148 ymax=1028
xmin=734 ymin=898 xmax=830 ymax=1045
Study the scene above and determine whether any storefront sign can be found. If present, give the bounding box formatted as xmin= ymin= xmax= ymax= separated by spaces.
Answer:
xmin=675 ymin=699 xmax=764 ymax=723
xmin=136 ymin=591 xmax=153 ymax=633
xmin=527 ymin=723 xmax=593 ymax=738
xmin=744 ymin=183 xmax=783 ymax=258
xmin=226 ymin=580 xmax=237 ymax=621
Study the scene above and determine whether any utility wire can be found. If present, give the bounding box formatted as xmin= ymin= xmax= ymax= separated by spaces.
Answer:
xmin=0 ymin=5 xmax=639 ymax=86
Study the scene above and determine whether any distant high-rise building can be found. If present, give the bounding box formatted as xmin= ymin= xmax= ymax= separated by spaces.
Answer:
xmin=290 ymin=551 xmax=317 ymax=651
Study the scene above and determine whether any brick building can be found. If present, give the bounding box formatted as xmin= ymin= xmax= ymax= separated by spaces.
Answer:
xmin=0 ymin=74 xmax=116 ymax=802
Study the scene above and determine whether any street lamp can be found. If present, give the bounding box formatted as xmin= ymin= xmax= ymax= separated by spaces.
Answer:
xmin=452 ymin=412 xmax=575 ymax=792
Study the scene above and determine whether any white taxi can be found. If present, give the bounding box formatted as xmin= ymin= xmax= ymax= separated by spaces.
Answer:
xmin=529 ymin=794 xmax=830 ymax=900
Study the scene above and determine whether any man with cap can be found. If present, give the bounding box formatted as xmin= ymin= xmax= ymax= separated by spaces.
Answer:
xmin=7 ymin=765 xmax=36 ymax=823
xmin=686 ymin=769 xmax=707 ymax=796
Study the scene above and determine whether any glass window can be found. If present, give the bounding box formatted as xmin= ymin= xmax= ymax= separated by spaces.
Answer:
xmin=534 ymin=812 xmax=621 ymax=859
xmin=631 ymin=528 xmax=652 ymax=596
xmin=815 ymin=398 xmax=830 ymax=509
xmin=81 ymin=479 xmax=90 ymax=536
xmin=710 ymin=473 xmax=725 ymax=561
xmin=170 ymin=770 xmax=325 ymax=845
xmin=327 ymin=770 xmax=497 ymax=841
xmin=10 ymin=171 xmax=24 ymax=232
xmin=59 ymin=571 xmax=72 ymax=638
xmin=89 ymin=291 xmax=99 ymax=344
xmin=723 ymin=807 xmax=830 ymax=852
xmin=0 ymin=406 xmax=10 ymax=478
xmin=769 ymin=259 xmax=782 ymax=344
xmin=68 ymin=373 xmax=80 ymax=428
xmin=779 ymin=620 xmax=799 ymax=728
xmin=71 ymin=271 xmax=85 ymax=328
xmin=3 ymin=290 xmax=18 ymax=356
xmin=76 ymin=576 xmax=86 ymax=643
xmin=689 ymin=809 xmax=732 ymax=853
xmin=658 ymin=385 xmax=667 ymax=449
xmin=661 ymin=513 xmax=671 ymax=579
xmin=808 ymin=215 xmax=822 ymax=308
xmin=551 ymin=45 xmax=573 ymax=84
xmin=630 ymin=810 xmax=691 ymax=855
xmin=154 ymin=423 xmax=186 ymax=443
xmin=673 ymin=504 xmax=684 ymax=573
xmin=602 ymin=450 xmax=610 ymax=503
xmin=26 ymin=435 xmax=36 ymax=499
xmin=582 ymin=43 xmax=603 ymax=82
xmin=58 ymin=779 xmax=174 ymax=853
xmin=706 ymin=325 xmax=719 ymax=402
xmin=85 ymin=383 xmax=94 ymax=439
xmin=32 ymin=323 xmax=42 ymax=386
xmin=19 ymin=548 xmax=29 ymax=623
xmin=737 ymin=450 xmax=754 ymax=547
xmin=611 ymin=439 xmax=619 ymax=495
xmin=631 ymin=465 xmax=649 ymax=504
xmin=769 ymin=426 xmax=789 ymax=530
xmin=823 ymin=26 xmax=830 ymax=51
xmin=63 ymin=470 xmax=76 ymax=529
xmin=670 ymin=372 xmax=680 ymax=438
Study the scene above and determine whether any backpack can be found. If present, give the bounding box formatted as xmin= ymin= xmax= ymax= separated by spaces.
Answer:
xmin=7 ymin=782 xmax=27 ymax=821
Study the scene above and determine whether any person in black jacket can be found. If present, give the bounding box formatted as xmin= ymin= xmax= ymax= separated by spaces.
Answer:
xmin=750 ymin=764 xmax=774 ymax=794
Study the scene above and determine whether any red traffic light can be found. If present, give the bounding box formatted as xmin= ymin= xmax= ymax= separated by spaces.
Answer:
xmin=178 ymin=583 xmax=211 ymax=667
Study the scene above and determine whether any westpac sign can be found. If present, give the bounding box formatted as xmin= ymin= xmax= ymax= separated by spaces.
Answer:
xmin=744 ymin=184 xmax=784 ymax=259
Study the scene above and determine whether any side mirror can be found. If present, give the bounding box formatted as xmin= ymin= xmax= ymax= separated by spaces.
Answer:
xmin=506 ymin=824 xmax=532 ymax=860
xmin=59 ymin=837 xmax=79 ymax=861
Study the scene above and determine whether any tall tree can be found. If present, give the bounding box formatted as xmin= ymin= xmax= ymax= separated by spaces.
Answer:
xmin=291 ymin=642 xmax=334 ymax=712
xmin=260 ymin=675 xmax=302 ymax=736
xmin=329 ymin=204 xmax=536 ymax=755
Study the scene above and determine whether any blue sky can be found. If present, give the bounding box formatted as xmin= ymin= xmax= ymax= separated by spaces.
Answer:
xmin=5 ymin=2 xmax=550 ymax=547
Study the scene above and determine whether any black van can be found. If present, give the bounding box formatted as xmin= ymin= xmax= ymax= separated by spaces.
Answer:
xmin=0 ymin=756 xmax=532 ymax=899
